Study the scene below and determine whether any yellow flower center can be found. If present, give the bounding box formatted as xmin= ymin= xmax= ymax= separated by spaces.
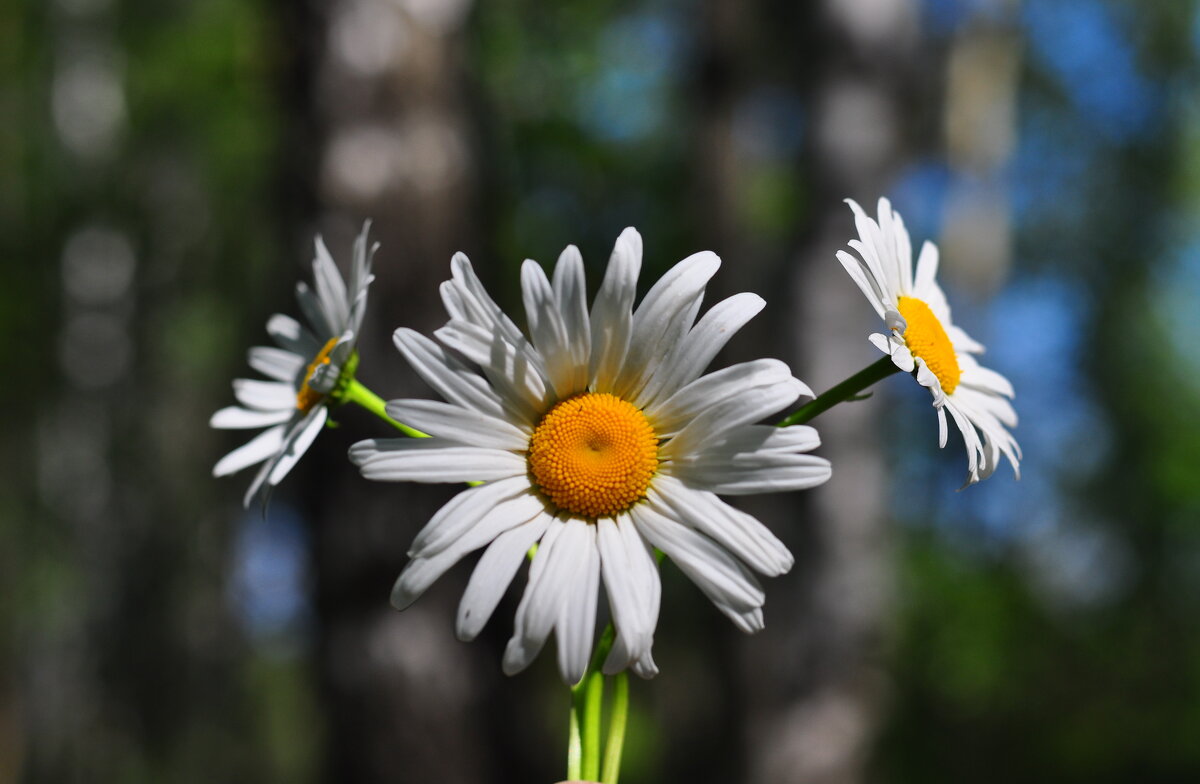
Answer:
xmin=527 ymin=393 xmax=659 ymax=519
xmin=897 ymin=296 xmax=961 ymax=395
xmin=296 ymin=337 xmax=341 ymax=412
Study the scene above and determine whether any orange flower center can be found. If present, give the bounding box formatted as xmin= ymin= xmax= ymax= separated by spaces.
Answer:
xmin=295 ymin=337 xmax=341 ymax=412
xmin=897 ymin=296 xmax=961 ymax=395
xmin=527 ymin=393 xmax=659 ymax=519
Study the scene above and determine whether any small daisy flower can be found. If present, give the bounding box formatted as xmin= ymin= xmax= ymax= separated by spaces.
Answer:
xmin=837 ymin=198 xmax=1020 ymax=484
xmin=212 ymin=222 xmax=378 ymax=507
xmin=351 ymin=229 xmax=831 ymax=683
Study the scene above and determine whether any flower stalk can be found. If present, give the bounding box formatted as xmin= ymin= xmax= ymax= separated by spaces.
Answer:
xmin=341 ymin=378 xmax=428 ymax=438
xmin=777 ymin=356 xmax=900 ymax=427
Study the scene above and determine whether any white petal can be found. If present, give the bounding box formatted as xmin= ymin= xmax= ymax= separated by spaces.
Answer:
xmin=521 ymin=259 xmax=580 ymax=398
xmin=914 ymin=239 xmax=940 ymax=295
xmin=295 ymin=281 xmax=334 ymax=339
xmin=556 ymin=522 xmax=600 ymax=684
xmin=213 ymin=424 xmax=287 ymax=477
xmin=589 ymin=228 xmax=641 ymax=391
xmin=836 ymin=249 xmax=887 ymax=319
xmin=502 ymin=517 xmax=577 ymax=676
xmin=445 ymin=253 xmax=527 ymax=345
xmin=312 ymin=235 xmax=350 ymax=333
xmin=248 ymin=346 xmax=305 ymax=383
xmin=385 ymin=399 xmax=528 ymax=450
xmin=210 ymin=406 xmax=293 ymax=430
xmin=347 ymin=221 xmax=378 ymax=335
xmin=350 ymin=438 xmax=526 ymax=483
xmin=631 ymin=503 xmax=765 ymax=633
xmin=408 ymin=476 xmax=543 ymax=558
xmin=266 ymin=406 xmax=328 ymax=485
xmin=552 ymin=244 xmax=591 ymax=390
xmin=668 ymin=425 xmax=832 ymax=495
xmin=650 ymin=476 xmax=793 ymax=576
xmin=233 ymin=379 xmax=295 ymax=411
xmin=456 ymin=515 xmax=551 ymax=641
xmin=266 ymin=313 xmax=320 ymax=356
xmin=960 ymin=362 xmax=1015 ymax=398
xmin=597 ymin=515 xmax=660 ymax=675
xmin=615 ymin=250 xmax=721 ymax=402
xmin=664 ymin=375 xmax=808 ymax=458
xmin=647 ymin=358 xmax=795 ymax=437
xmin=938 ymin=406 xmax=949 ymax=448
xmin=393 ymin=328 xmax=506 ymax=420
xmin=949 ymin=324 xmax=986 ymax=354
xmin=391 ymin=498 xmax=547 ymax=611
xmin=435 ymin=320 xmax=551 ymax=425
xmin=638 ymin=292 xmax=765 ymax=408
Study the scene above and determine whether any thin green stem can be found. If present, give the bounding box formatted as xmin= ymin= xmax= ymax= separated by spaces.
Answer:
xmin=600 ymin=672 xmax=629 ymax=784
xmin=569 ymin=625 xmax=616 ymax=783
xmin=581 ymin=670 xmax=604 ymax=780
xmin=341 ymin=378 xmax=428 ymax=438
xmin=776 ymin=356 xmax=900 ymax=427
xmin=567 ymin=703 xmax=583 ymax=781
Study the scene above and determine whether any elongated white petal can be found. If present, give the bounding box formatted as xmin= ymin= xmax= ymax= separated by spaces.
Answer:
xmin=295 ymin=281 xmax=334 ymax=339
xmin=266 ymin=406 xmax=328 ymax=485
xmin=615 ymin=251 xmax=720 ymax=402
xmin=312 ymin=235 xmax=350 ymax=333
xmin=391 ymin=501 xmax=547 ymax=611
xmin=435 ymin=320 xmax=550 ymax=424
xmin=552 ymin=244 xmax=591 ymax=393
xmin=650 ymin=476 xmax=793 ymax=576
xmin=350 ymin=438 xmax=526 ymax=483
xmin=522 ymin=259 xmax=581 ymax=398
xmin=393 ymin=328 xmax=506 ymax=420
xmin=210 ymin=406 xmax=293 ymax=430
xmin=913 ymin=239 xmax=940 ymax=296
xmin=457 ymin=516 xmax=551 ymax=641
xmin=233 ymin=379 xmax=294 ymax=411
xmin=213 ymin=424 xmax=287 ymax=477
xmin=598 ymin=515 xmax=660 ymax=675
xmin=665 ymin=375 xmax=808 ymax=458
xmin=407 ymin=476 xmax=544 ymax=558
xmin=446 ymin=253 xmax=527 ymax=345
xmin=385 ymin=399 xmax=528 ymax=450
xmin=267 ymin=313 xmax=321 ymax=356
xmin=503 ymin=518 xmax=575 ymax=676
xmin=589 ymin=228 xmax=641 ymax=391
xmin=638 ymin=292 xmax=765 ymax=408
xmin=248 ymin=346 xmax=305 ymax=383
xmin=647 ymin=358 xmax=795 ymax=437
xmin=556 ymin=522 xmax=600 ymax=684
xmin=631 ymin=502 xmax=765 ymax=632
xmin=669 ymin=447 xmax=832 ymax=495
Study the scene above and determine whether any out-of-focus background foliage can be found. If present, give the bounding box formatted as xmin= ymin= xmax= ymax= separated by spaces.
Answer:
xmin=3 ymin=0 xmax=1200 ymax=781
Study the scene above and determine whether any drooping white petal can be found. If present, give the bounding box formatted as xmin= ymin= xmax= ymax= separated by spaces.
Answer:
xmin=267 ymin=313 xmax=321 ymax=357
xmin=598 ymin=515 xmax=660 ymax=675
xmin=589 ymin=228 xmax=641 ymax=391
xmin=631 ymin=503 xmax=765 ymax=633
xmin=650 ymin=476 xmax=794 ymax=577
xmin=407 ymin=475 xmax=544 ymax=558
xmin=385 ymin=399 xmax=528 ymax=450
xmin=266 ymin=405 xmax=328 ymax=485
xmin=391 ymin=499 xmax=547 ymax=611
xmin=349 ymin=438 xmax=526 ymax=483
xmin=457 ymin=515 xmax=551 ymax=641
xmin=213 ymin=424 xmax=287 ymax=477
xmin=233 ymin=379 xmax=295 ymax=411
xmin=637 ymin=292 xmax=765 ymax=409
xmin=556 ymin=522 xmax=600 ymax=684
xmin=210 ymin=406 xmax=293 ymax=430
xmin=502 ymin=518 xmax=578 ymax=676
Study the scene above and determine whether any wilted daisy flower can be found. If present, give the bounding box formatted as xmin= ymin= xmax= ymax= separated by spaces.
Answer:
xmin=837 ymin=198 xmax=1020 ymax=484
xmin=351 ymin=228 xmax=830 ymax=683
xmin=212 ymin=222 xmax=378 ymax=507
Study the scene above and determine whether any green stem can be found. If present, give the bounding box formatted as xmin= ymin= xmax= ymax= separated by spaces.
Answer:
xmin=569 ymin=624 xmax=617 ymax=782
xmin=776 ymin=356 xmax=900 ymax=427
xmin=567 ymin=703 xmax=583 ymax=781
xmin=599 ymin=672 xmax=629 ymax=784
xmin=581 ymin=670 xmax=604 ymax=781
xmin=341 ymin=378 xmax=428 ymax=438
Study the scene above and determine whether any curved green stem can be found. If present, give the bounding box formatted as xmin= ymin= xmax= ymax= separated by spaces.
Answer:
xmin=600 ymin=672 xmax=629 ymax=783
xmin=341 ymin=378 xmax=428 ymax=438
xmin=776 ymin=356 xmax=900 ymax=427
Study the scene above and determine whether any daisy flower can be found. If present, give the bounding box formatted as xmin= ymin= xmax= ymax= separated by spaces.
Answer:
xmin=837 ymin=198 xmax=1020 ymax=484
xmin=212 ymin=222 xmax=378 ymax=507
xmin=350 ymin=228 xmax=831 ymax=683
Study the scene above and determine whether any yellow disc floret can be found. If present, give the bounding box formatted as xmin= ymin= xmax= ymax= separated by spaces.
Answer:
xmin=528 ymin=393 xmax=659 ymax=519
xmin=897 ymin=296 xmax=961 ymax=395
xmin=296 ymin=337 xmax=341 ymax=412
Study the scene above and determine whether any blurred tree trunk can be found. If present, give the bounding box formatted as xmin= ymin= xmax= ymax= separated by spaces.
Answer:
xmin=691 ymin=1 xmax=923 ymax=782
xmin=285 ymin=1 xmax=501 ymax=782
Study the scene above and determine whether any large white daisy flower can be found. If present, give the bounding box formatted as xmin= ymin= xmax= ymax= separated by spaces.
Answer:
xmin=350 ymin=228 xmax=831 ymax=684
xmin=837 ymin=198 xmax=1021 ymax=484
xmin=212 ymin=222 xmax=378 ymax=507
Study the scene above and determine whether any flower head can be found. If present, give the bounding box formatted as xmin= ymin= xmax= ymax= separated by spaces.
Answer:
xmin=351 ymin=229 xmax=831 ymax=683
xmin=837 ymin=198 xmax=1021 ymax=484
xmin=212 ymin=222 xmax=378 ymax=507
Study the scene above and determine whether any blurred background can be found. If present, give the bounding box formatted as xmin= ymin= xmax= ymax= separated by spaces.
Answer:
xmin=4 ymin=0 xmax=1200 ymax=781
